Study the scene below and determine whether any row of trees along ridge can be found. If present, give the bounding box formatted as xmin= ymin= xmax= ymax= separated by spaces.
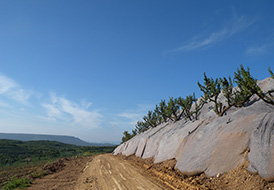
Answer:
xmin=121 ymin=65 xmax=274 ymax=143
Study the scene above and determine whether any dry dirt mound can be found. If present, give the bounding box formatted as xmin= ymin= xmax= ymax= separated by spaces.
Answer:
xmin=28 ymin=156 xmax=93 ymax=190
xmin=44 ymin=158 xmax=68 ymax=174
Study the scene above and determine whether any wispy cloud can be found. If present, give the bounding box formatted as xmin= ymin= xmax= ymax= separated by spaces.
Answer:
xmin=170 ymin=16 xmax=255 ymax=53
xmin=42 ymin=94 xmax=102 ymax=129
xmin=245 ymin=45 xmax=267 ymax=56
xmin=0 ymin=74 xmax=30 ymax=104
xmin=245 ymin=35 xmax=274 ymax=56
xmin=0 ymin=100 xmax=11 ymax=108
xmin=115 ymin=104 xmax=153 ymax=128
xmin=117 ymin=112 xmax=141 ymax=120
xmin=117 ymin=112 xmax=141 ymax=126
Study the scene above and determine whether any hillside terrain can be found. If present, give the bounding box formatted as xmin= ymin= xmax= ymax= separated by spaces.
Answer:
xmin=20 ymin=154 xmax=274 ymax=190
xmin=0 ymin=139 xmax=116 ymax=166
xmin=114 ymin=77 xmax=274 ymax=182
xmin=0 ymin=133 xmax=114 ymax=146
xmin=0 ymin=139 xmax=116 ymax=189
xmin=1 ymin=140 xmax=273 ymax=189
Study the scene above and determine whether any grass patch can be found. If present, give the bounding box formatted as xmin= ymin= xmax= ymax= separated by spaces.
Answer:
xmin=2 ymin=177 xmax=33 ymax=190
xmin=0 ymin=159 xmax=55 ymax=189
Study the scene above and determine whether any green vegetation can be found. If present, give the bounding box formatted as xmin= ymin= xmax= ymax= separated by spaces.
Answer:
xmin=2 ymin=177 xmax=33 ymax=190
xmin=0 ymin=159 xmax=54 ymax=189
xmin=177 ymin=94 xmax=197 ymax=121
xmin=121 ymin=131 xmax=136 ymax=143
xmin=0 ymin=139 xmax=116 ymax=189
xmin=234 ymin=65 xmax=274 ymax=106
xmin=198 ymin=74 xmax=223 ymax=116
xmin=268 ymin=67 xmax=274 ymax=79
xmin=0 ymin=139 xmax=116 ymax=167
xmin=121 ymin=65 xmax=274 ymax=143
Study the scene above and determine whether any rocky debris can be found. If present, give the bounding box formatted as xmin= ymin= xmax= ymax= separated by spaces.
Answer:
xmin=44 ymin=158 xmax=68 ymax=173
xmin=113 ymin=77 xmax=274 ymax=181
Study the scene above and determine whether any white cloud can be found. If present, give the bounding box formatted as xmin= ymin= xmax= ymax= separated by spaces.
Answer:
xmin=245 ymin=44 xmax=271 ymax=56
xmin=115 ymin=104 xmax=153 ymax=129
xmin=117 ymin=112 xmax=140 ymax=120
xmin=0 ymin=100 xmax=11 ymax=108
xmin=10 ymin=89 xmax=30 ymax=104
xmin=42 ymin=103 xmax=62 ymax=119
xmin=0 ymin=74 xmax=30 ymax=104
xmin=0 ymin=75 xmax=15 ymax=94
xmin=117 ymin=112 xmax=141 ymax=126
xmin=81 ymin=99 xmax=92 ymax=109
xmin=170 ymin=16 xmax=255 ymax=53
xmin=0 ymin=74 xmax=105 ymax=141
xmin=42 ymin=94 xmax=102 ymax=129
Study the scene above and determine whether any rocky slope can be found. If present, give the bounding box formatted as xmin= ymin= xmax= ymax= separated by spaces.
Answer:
xmin=113 ymin=77 xmax=274 ymax=182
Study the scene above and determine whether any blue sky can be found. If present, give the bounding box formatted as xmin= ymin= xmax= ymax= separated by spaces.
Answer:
xmin=0 ymin=0 xmax=274 ymax=143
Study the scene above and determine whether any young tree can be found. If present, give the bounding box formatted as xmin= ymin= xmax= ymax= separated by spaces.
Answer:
xmin=131 ymin=129 xmax=137 ymax=136
xmin=177 ymin=93 xmax=197 ymax=121
xmin=121 ymin=131 xmax=134 ymax=143
xmin=192 ymin=98 xmax=206 ymax=120
xmin=232 ymin=66 xmax=256 ymax=107
xmin=167 ymin=97 xmax=181 ymax=121
xmin=220 ymin=76 xmax=234 ymax=106
xmin=268 ymin=67 xmax=274 ymax=99
xmin=154 ymin=104 xmax=164 ymax=124
xmin=269 ymin=67 xmax=274 ymax=79
xmin=143 ymin=110 xmax=158 ymax=128
xmin=198 ymin=73 xmax=223 ymax=116
xmin=159 ymin=100 xmax=169 ymax=122
xmin=234 ymin=65 xmax=274 ymax=106
xmin=135 ymin=121 xmax=150 ymax=134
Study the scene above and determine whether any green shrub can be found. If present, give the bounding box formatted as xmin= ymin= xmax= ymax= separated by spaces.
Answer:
xmin=2 ymin=177 xmax=32 ymax=190
xmin=121 ymin=65 xmax=274 ymax=143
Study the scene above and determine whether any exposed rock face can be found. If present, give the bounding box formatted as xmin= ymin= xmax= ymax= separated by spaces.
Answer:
xmin=248 ymin=112 xmax=274 ymax=181
xmin=113 ymin=78 xmax=274 ymax=181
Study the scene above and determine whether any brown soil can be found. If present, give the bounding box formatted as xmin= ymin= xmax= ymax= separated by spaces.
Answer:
xmin=28 ymin=154 xmax=170 ymax=190
xmin=75 ymin=154 xmax=170 ymax=190
xmin=26 ymin=154 xmax=274 ymax=190
xmin=0 ymin=160 xmax=52 ymax=188
xmin=118 ymin=154 xmax=274 ymax=190
xmin=28 ymin=156 xmax=93 ymax=190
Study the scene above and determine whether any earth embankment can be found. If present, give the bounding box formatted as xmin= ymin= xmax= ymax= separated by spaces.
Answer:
xmin=113 ymin=77 xmax=274 ymax=181
xmin=28 ymin=154 xmax=274 ymax=189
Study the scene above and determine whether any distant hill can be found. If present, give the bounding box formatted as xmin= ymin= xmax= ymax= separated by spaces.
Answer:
xmin=0 ymin=139 xmax=116 ymax=166
xmin=0 ymin=133 xmax=114 ymax=146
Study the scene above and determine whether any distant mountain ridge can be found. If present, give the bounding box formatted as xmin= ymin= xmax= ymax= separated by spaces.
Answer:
xmin=0 ymin=133 xmax=114 ymax=146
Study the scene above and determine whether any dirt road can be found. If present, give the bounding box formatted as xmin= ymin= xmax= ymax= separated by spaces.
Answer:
xmin=75 ymin=154 xmax=169 ymax=190
xmin=28 ymin=154 xmax=274 ymax=190
xmin=28 ymin=154 xmax=170 ymax=190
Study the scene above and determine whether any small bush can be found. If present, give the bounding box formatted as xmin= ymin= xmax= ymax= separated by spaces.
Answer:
xmin=2 ymin=177 xmax=32 ymax=190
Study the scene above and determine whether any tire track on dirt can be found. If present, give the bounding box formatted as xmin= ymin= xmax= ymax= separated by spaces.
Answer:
xmin=75 ymin=154 xmax=170 ymax=190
